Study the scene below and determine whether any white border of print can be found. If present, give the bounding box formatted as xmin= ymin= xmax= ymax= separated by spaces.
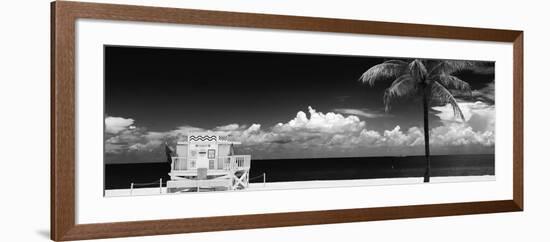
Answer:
xmin=75 ymin=19 xmax=513 ymax=224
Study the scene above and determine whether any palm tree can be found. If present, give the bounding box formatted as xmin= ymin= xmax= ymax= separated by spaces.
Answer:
xmin=359 ymin=59 xmax=474 ymax=182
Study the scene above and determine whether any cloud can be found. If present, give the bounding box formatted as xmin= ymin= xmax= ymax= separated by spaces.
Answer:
xmin=105 ymin=105 xmax=495 ymax=162
xmin=332 ymin=108 xmax=388 ymax=118
xmin=382 ymin=126 xmax=424 ymax=147
xmin=104 ymin=124 xmax=205 ymax=155
xmin=229 ymin=107 xmax=493 ymax=158
xmin=432 ymin=101 xmax=495 ymax=132
xmin=430 ymin=122 xmax=494 ymax=146
xmin=274 ymin=106 xmax=365 ymax=134
xmin=214 ymin=123 xmax=243 ymax=131
xmin=430 ymin=100 xmax=495 ymax=147
xmin=105 ymin=117 xmax=134 ymax=134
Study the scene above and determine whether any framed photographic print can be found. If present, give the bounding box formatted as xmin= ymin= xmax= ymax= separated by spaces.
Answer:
xmin=51 ymin=1 xmax=523 ymax=241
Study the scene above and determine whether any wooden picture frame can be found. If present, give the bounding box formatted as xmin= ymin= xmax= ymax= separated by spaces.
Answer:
xmin=51 ymin=1 xmax=523 ymax=241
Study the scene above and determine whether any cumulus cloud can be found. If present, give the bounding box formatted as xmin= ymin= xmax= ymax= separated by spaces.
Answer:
xmin=382 ymin=126 xmax=424 ymax=147
xmin=430 ymin=123 xmax=494 ymax=146
xmin=105 ymin=105 xmax=495 ymax=162
xmin=432 ymin=101 xmax=495 ymax=132
xmin=105 ymin=124 xmax=205 ymax=155
xmin=274 ymin=106 xmax=365 ymax=134
xmin=105 ymin=117 xmax=135 ymax=134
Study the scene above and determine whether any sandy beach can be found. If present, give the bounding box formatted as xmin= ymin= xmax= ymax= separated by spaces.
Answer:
xmin=105 ymin=175 xmax=495 ymax=197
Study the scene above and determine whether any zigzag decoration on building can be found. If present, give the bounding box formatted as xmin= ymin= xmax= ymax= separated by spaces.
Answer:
xmin=189 ymin=135 xmax=217 ymax=142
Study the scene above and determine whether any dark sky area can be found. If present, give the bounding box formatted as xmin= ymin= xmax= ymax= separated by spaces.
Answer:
xmin=104 ymin=46 xmax=495 ymax=163
xmin=105 ymin=46 xmax=387 ymax=130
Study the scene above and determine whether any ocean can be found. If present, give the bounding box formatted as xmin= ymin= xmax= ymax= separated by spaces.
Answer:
xmin=104 ymin=154 xmax=494 ymax=190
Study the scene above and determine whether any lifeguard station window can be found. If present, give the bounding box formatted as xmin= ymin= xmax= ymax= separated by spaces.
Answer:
xmin=208 ymin=149 xmax=215 ymax=159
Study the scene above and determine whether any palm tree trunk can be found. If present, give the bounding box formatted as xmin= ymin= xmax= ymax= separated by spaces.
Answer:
xmin=422 ymin=83 xmax=431 ymax=183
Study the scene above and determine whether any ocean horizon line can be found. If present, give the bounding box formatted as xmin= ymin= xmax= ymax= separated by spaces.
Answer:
xmin=105 ymin=153 xmax=495 ymax=165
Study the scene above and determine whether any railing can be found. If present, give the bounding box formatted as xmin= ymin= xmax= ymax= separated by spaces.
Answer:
xmin=171 ymin=155 xmax=251 ymax=171
xmin=130 ymin=178 xmax=163 ymax=196
xmin=217 ymin=155 xmax=251 ymax=170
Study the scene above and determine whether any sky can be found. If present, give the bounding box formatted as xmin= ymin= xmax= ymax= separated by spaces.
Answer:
xmin=104 ymin=46 xmax=495 ymax=164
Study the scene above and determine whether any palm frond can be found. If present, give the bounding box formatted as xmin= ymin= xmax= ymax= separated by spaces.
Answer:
xmin=383 ymin=74 xmax=417 ymax=112
xmin=430 ymin=82 xmax=466 ymax=121
xmin=359 ymin=60 xmax=409 ymax=86
xmin=423 ymin=59 xmax=442 ymax=72
xmin=408 ymin=59 xmax=428 ymax=81
xmin=434 ymin=74 xmax=472 ymax=93
xmin=384 ymin=60 xmax=410 ymax=65
xmin=428 ymin=60 xmax=477 ymax=76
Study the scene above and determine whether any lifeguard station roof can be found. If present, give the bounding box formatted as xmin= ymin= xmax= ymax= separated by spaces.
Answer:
xmin=176 ymin=132 xmax=241 ymax=145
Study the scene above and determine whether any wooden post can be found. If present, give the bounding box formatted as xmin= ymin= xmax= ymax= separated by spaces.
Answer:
xmin=159 ymin=178 xmax=162 ymax=194
xmin=130 ymin=182 xmax=134 ymax=196
xmin=263 ymin=173 xmax=266 ymax=187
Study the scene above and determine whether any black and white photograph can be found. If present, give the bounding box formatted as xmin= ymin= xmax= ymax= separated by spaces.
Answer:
xmin=4 ymin=0 xmax=543 ymax=241
xmin=103 ymin=46 xmax=495 ymax=196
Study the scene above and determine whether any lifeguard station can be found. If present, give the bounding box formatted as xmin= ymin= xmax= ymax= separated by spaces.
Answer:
xmin=167 ymin=132 xmax=251 ymax=193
